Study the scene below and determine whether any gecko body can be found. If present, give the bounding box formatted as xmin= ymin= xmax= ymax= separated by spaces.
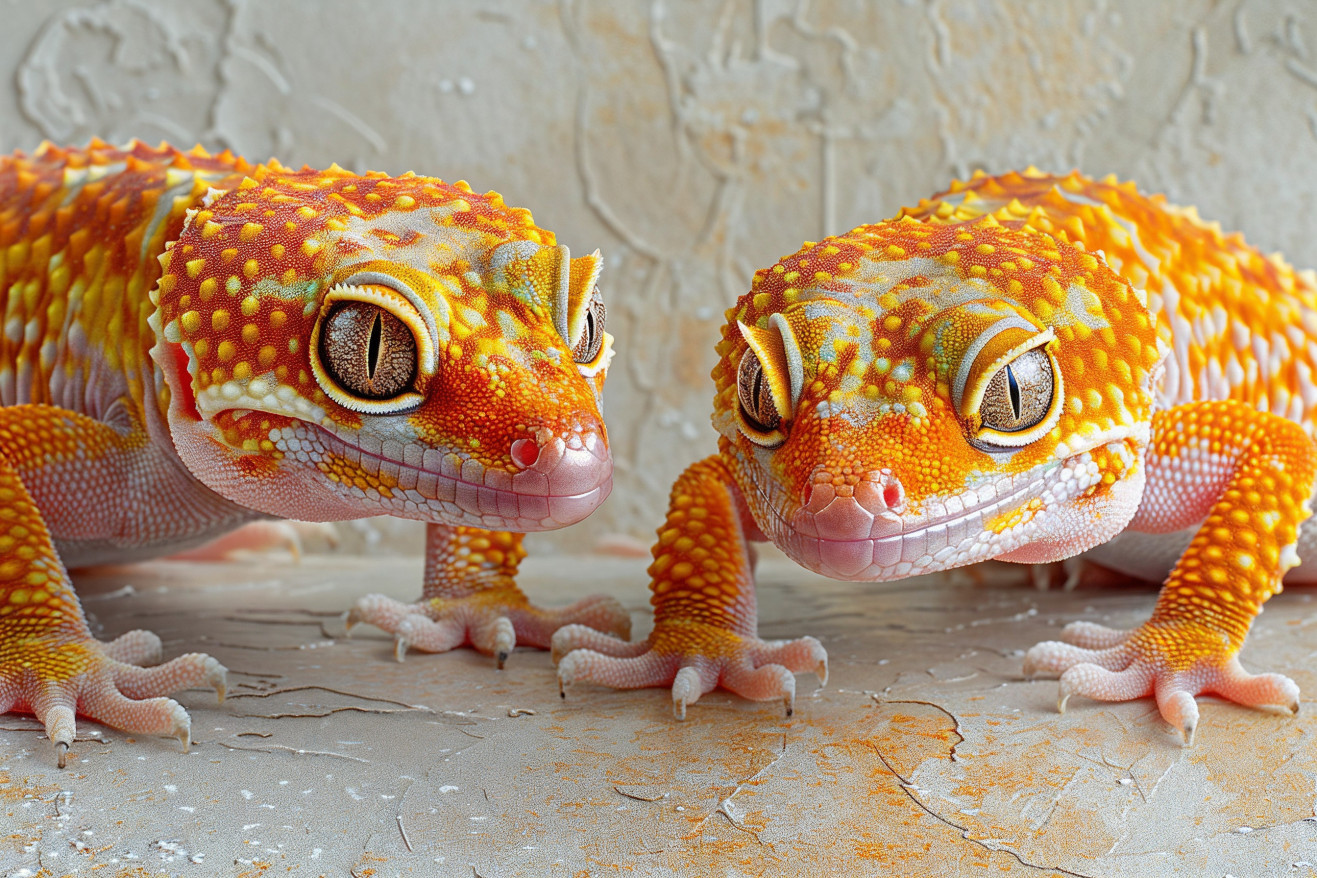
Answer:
xmin=0 ymin=140 xmax=626 ymax=764
xmin=556 ymin=169 xmax=1317 ymax=742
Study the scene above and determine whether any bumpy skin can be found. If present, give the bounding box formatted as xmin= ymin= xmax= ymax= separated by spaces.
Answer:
xmin=0 ymin=140 xmax=626 ymax=765
xmin=556 ymin=169 xmax=1317 ymax=742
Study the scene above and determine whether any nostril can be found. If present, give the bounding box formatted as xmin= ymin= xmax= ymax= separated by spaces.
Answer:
xmin=883 ymin=482 xmax=904 ymax=509
xmin=801 ymin=483 xmax=814 ymax=508
xmin=510 ymin=438 xmax=540 ymax=469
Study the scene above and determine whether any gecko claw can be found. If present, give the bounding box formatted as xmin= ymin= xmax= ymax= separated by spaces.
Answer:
xmin=167 ymin=702 xmax=191 ymax=754
xmin=556 ymin=656 xmax=576 ymax=700
xmin=202 ymin=656 xmax=228 ymax=703
xmin=485 ymin=617 xmax=515 ymax=670
xmin=394 ymin=636 xmax=410 ymax=663
xmin=44 ymin=705 xmax=76 ymax=769
xmin=779 ymin=674 xmax=796 ymax=717
xmin=1160 ymin=690 xmax=1198 ymax=747
xmin=671 ymin=667 xmax=702 ymax=720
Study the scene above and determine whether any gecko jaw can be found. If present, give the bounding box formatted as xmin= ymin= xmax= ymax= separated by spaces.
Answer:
xmin=780 ymin=473 xmax=1048 ymax=580
xmin=752 ymin=450 xmax=1112 ymax=580
xmin=299 ymin=422 xmax=613 ymax=531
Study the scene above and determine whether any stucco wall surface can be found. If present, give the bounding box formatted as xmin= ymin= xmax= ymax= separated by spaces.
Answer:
xmin=2 ymin=0 xmax=1316 ymax=549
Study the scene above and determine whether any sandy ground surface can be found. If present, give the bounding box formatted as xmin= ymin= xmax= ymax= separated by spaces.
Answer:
xmin=1 ymin=549 xmax=1315 ymax=877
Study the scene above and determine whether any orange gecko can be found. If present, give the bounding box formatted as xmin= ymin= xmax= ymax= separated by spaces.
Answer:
xmin=556 ymin=169 xmax=1317 ymax=744
xmin=0 ymin=140 xmax=627 ymax=765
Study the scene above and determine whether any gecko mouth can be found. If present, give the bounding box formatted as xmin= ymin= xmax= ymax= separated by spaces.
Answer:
xmin=745 ymin=453 xmax=1107 ymax=581
xmin=778 ymin=473 xmax=1051 ymax=580
xmin=309 ymin=423 xmax=613 ymax=531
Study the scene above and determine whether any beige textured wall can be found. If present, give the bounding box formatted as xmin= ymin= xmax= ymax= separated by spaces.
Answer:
xmin=3 ymin=0 xmax=1316 ymax=553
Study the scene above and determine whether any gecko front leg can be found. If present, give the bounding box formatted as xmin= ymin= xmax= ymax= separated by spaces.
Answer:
xmin=0 ymin=405 xmax=226 ymax=766
xmin=554 ymin=455 xmax=827 ymax=718
xmin=1024 ymin=401 xmax=1315 ymax=742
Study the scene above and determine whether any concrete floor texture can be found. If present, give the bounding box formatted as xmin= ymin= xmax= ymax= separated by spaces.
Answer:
xmin=1 ymin=549 xmax=1314 ymax=877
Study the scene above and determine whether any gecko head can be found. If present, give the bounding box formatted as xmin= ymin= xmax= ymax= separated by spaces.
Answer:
xmin=715 ymin=217 xmax=1165 ymax=580
xmin=148 ymin=167 xmax=614 ymax=531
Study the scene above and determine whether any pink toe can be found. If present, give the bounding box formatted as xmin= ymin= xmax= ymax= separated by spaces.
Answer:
xmin=749 ymin=636 xmax=828 ymax=682
xmin=1059 ymin=662 xmax=1155 ymax=705
xmin=102 ymin=630 xmax=163 ymax=666
xmin=722 ymin=661 xmax=797 ymax=707
xmin=171 ymin=521 xmax=302 ymax=561
xmin=395 ymin=615 xmax=466 ymax=654
xmin=470 ymin=616 xmax=516 ymax=660
xmin=83 ymin=684 xmax=188 ymax=740
xmin=36 ymin=702 xmax=77 ymax=750
xmin=559 ymin=648 xmax=682 ymax=692
xmin=558 ymin=594 xmax=632 ymax=640
xmin=1025 ymin=640 xmax=1127 ymax=675
xmin=113 ymin=653 xmax=225 ymax=700
xmin=1153 ymin=685 xmax=1199 ymax=742
xmin=347 ymin=594 xmax=411 ymax=633
xmin=1204 ymin=658 xmax=1300 ymax=710
xmin=1061 ymin=621 xmax=1130 ymax=650
xmin=552 ymin=625 xmax=649 ymax=663
xmin=505 ymin=594 xmax=630 ymax=648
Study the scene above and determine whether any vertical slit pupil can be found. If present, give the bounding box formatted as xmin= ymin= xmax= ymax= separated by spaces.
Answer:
xmin=367 ymin=311 xmax=382 ymax=380
xmin=1006 ymin=364 xmax=1021 ymax=420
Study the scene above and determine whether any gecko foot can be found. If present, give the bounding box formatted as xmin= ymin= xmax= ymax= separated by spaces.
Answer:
xmin=1023 ymin=620 xmax=1299 ymax=744
xmin=554 ymin=620 xmax=827 ymax=719
xmin=100 ymin=629 xmax=164 ymax=666
xmin=169 ymin=521 xmax=339 ymax=562
xmin=346 ymin=589 xmax=630 ymax=668
xmin=0 ymin=633 xmax=226 ymax=766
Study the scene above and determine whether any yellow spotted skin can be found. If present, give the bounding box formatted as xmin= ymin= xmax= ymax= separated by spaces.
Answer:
xmin=557 ymin=170 xmax=1317 ymax=740
xmin=0 ymin=140 xmax=627 ymax=764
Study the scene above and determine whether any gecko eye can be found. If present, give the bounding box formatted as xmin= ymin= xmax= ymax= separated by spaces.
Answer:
xmin=978 ymin=348 xmax=1053 ymax=432
xmin=572 ymin=293 xmax=606 ymax=364
xmin=737 ymin=347 xmax=781 ymax=434
xmin=319 ymin=302 xmax=418 ymax=400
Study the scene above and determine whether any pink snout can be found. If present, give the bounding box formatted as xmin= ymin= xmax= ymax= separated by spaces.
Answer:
xmin=507 ymin=425 xmax=612 ymax=528
xmin=792 ymin=469 xmax=904 ymax=541
xmin=789 ymin=469 xmax=905 ymax=578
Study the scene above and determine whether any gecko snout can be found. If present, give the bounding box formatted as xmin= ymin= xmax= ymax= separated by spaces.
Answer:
xmin=792 ymin=468 xmax=904 ymax=542
xmin=508 ymin=420 xmax=612 ymax=501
